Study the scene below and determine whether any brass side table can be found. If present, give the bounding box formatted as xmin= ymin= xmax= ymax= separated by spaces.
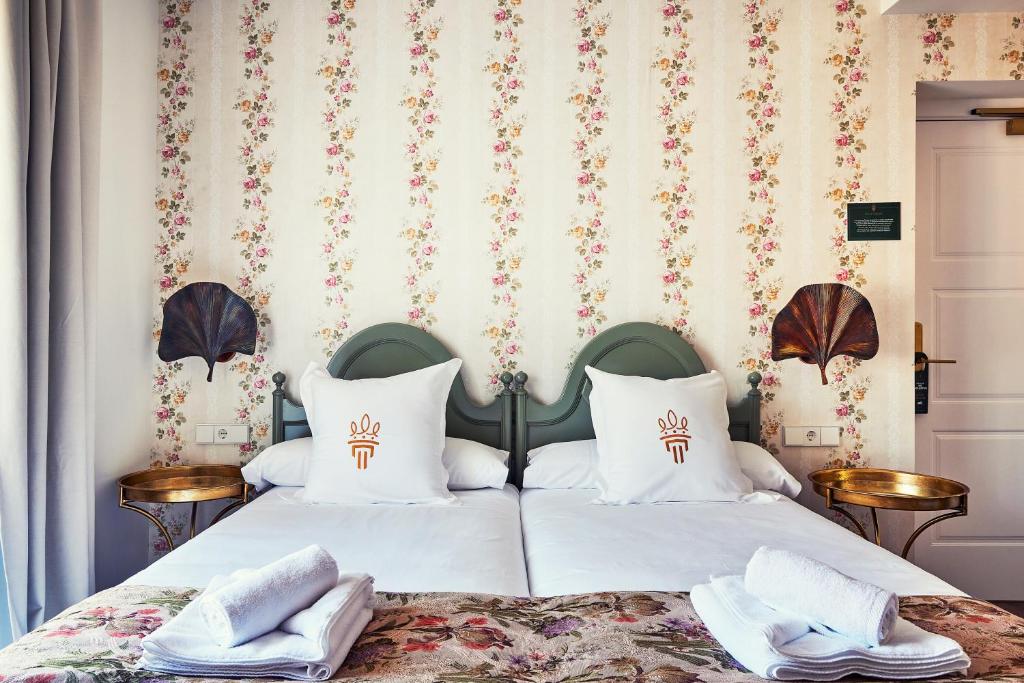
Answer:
xmin=809 ymin=468 xmax=969 ymax=559
xmin=118 ymin=465 xmax=251 ymax=550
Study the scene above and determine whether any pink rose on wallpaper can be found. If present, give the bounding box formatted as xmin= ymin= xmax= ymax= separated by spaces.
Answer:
xmin=590 ymin=109 xmax=604 ymax=121
xmin=326 ymin=143 xmax=339 ymax=156
xmin=162 ymin=15 xmax=177 ymax=29
xmin=749 ymin=303 xmax=763 ymax=317
xmin=339 ymin=213 xmax=351 ymax=223
xmin=577 ymin=305 xmax=591 ymax=319
xmin=575 ymin=273 xmax=585 ymax=284
xmin=762 ymin=104 xmax=775 ymax=117
xmin=410 ymin=43 xmax=425 ymax=57
xmin=577 ymin=172 xmax=591 ymax=185
xmin=161 ymin=145 xmax=176 ymax=159
xmin=748 ymin=35 xmax=762 ymax=49
xmin=492 ymin=273 xmax=506 ymax=286
xmin=662 ymin=3 xmax=677 ymax=17
xmin=834 ymin=134 xmax=849 ymax=147
xmin=174 ymin=84 xmax=188 ymax=98
xmin=507 ymin=210 xmax=519 ymax=222
xmin=494 ymin=140 xmax=507 ymax=153
xmin=748 ymin=169 xmax=762 ymax=182
xmin=836 ymin=405 xmax=850 ymax=417
xmin=762 ymin=239 xmax=776 ymax=251
xmin=155 ymin=406 xmax=170 ymax=421
xmin=244 ymin=46 xmax=258 ymax=61
xmin=172 ymin=212 xmax=186 ymax=226
xmin=409 ymin=175 xmax=422 ymax=187
xmin=255 ymin=245 xmax=268 ymax=258
xmin=494 ymin=8 xmax=508 ymax=21
xmin=339 ymin=81 xmax=353 ymax=92
xmin=159 ymin=276 xmax=173 ymax=289
xmin=577 ymin=40 xmax=591 ymax=54
xmin=663 ymin=272 xmax=676 ymax=284
xmin=423 ymin=111 xmax=436 ymax=124
xmin=676 ymin=208 xmax=689 ymax=219
xmin=243 ymin=177 xmax=256 ymax=190
xmin=408 ymin=307 xmax=421 ymax=320
xmin=326 ymin=11 xmax=341 ymax=26
xmin=257 ymin=114 xmax=269 ymax=127
xmin=590 ymin=243 xmax=603 ymax=254
xmin=324 ymin=275 xmax=338 ymax=288
xmin=506 ymin=343 xmax=518 ymax=355
xmin=507 ymin=78 xmax=520 ymax=90
xmin=422 ymin=244 xmax=434 ymax=256
xmin=676 ymin=74 xmax=689 ymax=86
xmin=836 ymin=268 xmax=850 ymax=281
xmin=849 ymin=68 xmax=863 ymax=82
xmin=835 ymin=0 xmax=850 ymax=11
xmin=662 ymin=137 xmax=676 ymax=150
xmin=254 ymin=377 xmax=267 ymax=390
xmin=922 ymin=30 xmax=937 ymax=45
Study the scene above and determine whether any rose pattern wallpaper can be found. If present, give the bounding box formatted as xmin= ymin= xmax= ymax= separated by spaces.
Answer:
xmin=147 ymin=1 xmax=1024 ymax=554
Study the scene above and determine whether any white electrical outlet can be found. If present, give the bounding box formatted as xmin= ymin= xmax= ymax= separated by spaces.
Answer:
xmin=196 ymin=424 xmax=251 ymax=445
xmin=783 ymin=426 xmax=842 ymax=447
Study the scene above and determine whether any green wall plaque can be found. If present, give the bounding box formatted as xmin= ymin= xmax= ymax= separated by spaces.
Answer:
xmin=847 ymin=202 xmax=901 ymax=241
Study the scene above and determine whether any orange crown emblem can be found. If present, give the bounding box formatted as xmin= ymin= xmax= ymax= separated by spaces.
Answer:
xmin=347 ymin=413 xmax=381 ymax=470
xmin=658 ymin=410 xmax=691 ymax=464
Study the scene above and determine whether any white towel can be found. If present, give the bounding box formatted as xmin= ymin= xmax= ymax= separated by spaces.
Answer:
xmin=692 ymin=575 xmax=970 ymax=681
xmin=199 ymin=544 xmax=339 ymax=647
xmin=745 ymin=546 xmax=898 ymax=646
xmin=139 ymin=572 xmax=374 ymax=681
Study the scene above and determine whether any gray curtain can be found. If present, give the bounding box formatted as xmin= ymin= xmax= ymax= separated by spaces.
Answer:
xmin=0 ymin=0 xmax=100 ymax=637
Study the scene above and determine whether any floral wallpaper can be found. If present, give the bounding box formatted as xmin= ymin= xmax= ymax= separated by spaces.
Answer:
xmin=653 ymin=2 xmax=697 ymax=341
xmin=482 ymin=0 xmax=526 ymax=390
xmin=315 ymin=1 xmax=359 ymax=357
xmin=147 ymin=1 xmax=1024 ymax=554
xmin=567 ymin=0 xmax=610 ymax=342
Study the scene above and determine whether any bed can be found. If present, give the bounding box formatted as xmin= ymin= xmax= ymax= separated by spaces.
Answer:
xmin=1 ymin=323 xmax=1022 ymax=682
xmin=130 ymin=323 xmax=529 ymax=597
xmin=514 ymin=322 xmax=964 ymax=599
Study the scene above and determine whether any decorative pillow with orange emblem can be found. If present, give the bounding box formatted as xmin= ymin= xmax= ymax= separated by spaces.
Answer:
xmin=584 ymin=366 xmax=753 ymax=504
xmin=299 ymin=359 xmax=462 ymax=505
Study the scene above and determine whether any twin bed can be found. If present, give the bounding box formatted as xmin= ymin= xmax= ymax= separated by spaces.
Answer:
xmin=1 ymin=322 xmax=1021 ymax=681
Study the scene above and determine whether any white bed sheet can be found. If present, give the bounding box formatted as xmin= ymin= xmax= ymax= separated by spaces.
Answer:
xmin=520 ymin=488 xmax=964 ymax=598
xmin=129 ymin=484 xmax=529 ymax=596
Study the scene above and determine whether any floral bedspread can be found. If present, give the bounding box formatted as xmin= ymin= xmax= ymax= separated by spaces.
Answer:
xmin=0 ymin=586 xmax=1021 ymax=682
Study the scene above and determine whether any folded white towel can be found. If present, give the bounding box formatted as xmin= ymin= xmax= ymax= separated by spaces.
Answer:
xmin=745 ymin=546 xmax=898 ymax=646
xmin=199 ymin=544 xmax=339 ymax=647
xmin=139 ymin=572 xmax=374 ymax=681
xmin=692 ymin=574 xmax=969 ymax=681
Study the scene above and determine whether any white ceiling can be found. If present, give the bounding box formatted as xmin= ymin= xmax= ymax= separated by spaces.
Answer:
xmin=883 ymin=0 xmax=1024 ymax=13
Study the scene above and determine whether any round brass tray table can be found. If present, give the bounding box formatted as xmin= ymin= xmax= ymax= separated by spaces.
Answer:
xmin=809 ymin=468 xmax=969 ymax=559
xmin=118 ymin=465 xmax=251 ymax=551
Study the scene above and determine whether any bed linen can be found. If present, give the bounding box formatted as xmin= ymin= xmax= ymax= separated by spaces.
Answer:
xmin=129 ymin=485 xmax=529 ymax=597
xmin=520 ymin=488 xmax=963 ymax=598
xmin=1 ymin=584 xmax=1021 ymax=682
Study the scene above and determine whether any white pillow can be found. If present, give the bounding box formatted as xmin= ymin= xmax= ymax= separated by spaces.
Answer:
xmin=521 ymin=438 xmax=800 ymax=497
xmin=586 ymin=366 xmax=752 ymax=503
xmin=301 ymin=359 xmax=461 ymax=504
xmin=732 ymin=441 xmax=802 ymax=498
xmin=243 ymin=435 xmax=509 ymax=492
xmin=522 ymin=439 xmax=600 ymax=489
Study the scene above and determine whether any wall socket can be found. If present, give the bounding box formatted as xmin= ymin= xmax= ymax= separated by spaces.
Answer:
xmin=783 ymin=426 xmax=841 ymax=448
xmin=196 ymin=424 xmax=251 ymax=445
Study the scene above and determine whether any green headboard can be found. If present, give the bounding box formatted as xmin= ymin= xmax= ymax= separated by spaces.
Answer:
xmin=271 ymin=323 xmax=515 ymax=458
xmin=513 ymin=322 xmax=762 ymax=487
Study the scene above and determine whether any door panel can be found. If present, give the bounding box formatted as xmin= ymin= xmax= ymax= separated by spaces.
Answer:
xmin=915 ymin=120 xmax=1024 ymax=600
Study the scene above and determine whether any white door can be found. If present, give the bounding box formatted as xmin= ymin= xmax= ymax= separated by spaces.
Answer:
xmin=915 ymin=119 xmax=1024 ymax=600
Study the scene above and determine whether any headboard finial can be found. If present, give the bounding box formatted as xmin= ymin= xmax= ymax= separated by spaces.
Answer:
xmin=272 ymin=372 xmax=286 ymax=391
xmin=513 ymin=371 xmax=528 ymax=393
xmin=746 ymin=371 xmax=763 ymax=395
xmin=499 ymin=371 xmax=514 ymax=394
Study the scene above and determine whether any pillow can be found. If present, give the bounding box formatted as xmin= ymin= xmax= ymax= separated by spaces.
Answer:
xmin=732 ymin=441 xmax=802 ymax=498
xmin=521 ymin=438 xmax=801 ymax=497
xmin=243 ymin=435 xmax=509 ymax=492
xmin=585 ymin=366 xmax=752 ymax=503
xmin=301 ymin=359 xmax=461 ymax=504
xmin=522 ymin=439 xmax=600 ymax=489
xmin=442 ymin=437 xmax=509 ymax=490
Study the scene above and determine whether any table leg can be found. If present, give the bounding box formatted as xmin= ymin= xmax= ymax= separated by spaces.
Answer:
xmin=119 ymin=500 xmax=176 ymax=551
xmin=900 ymin=504 xmax=968 ymax=559
xmin=188 ymin=501 xmax=198 ymax=539
xmin=870 ymin=507 xmax=881 ymax=546
xmin=825 ymin=490 xmax=869 ymax=541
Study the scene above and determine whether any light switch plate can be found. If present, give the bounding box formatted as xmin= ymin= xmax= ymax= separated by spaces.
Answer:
xmin=196 ymin=424 xmax=251 ymax=445
xmin=819 ymin=426 xmax=841 ymax=447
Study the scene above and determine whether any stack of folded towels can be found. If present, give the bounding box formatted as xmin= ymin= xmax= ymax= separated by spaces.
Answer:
xmin=691 ymin=547 xmax=970 ymax=681
xmin=139 ymin=545 xmax=372 ymax=681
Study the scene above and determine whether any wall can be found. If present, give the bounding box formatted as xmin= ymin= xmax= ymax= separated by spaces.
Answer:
xmin=145 ymin=1 xmax=1024 ymax=553
xmin=94 ymin=0 xmax=160 ymax=588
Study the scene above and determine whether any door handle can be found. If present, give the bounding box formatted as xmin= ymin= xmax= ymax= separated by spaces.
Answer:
xmin=913 ymin=322 xmax=956 ymax=372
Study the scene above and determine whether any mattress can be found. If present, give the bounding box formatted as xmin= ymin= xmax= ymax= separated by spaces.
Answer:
xmin=128 ymin=484 xmax=530 ymax=597
xmin=520 ymin=488 xmax=964 ymax=598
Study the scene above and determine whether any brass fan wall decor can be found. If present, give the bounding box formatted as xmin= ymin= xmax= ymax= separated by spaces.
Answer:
xmin=158 ymin=282 xmax=258 ymax=382
xmin=770 ymin=283 xmax=878 ymax=385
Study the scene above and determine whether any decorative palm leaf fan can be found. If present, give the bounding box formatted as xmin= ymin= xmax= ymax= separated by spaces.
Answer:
xmin=771 ymin=283 xmax=878 ymax=385
xmin=158 ymin=282 xmax=257 ymax=382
